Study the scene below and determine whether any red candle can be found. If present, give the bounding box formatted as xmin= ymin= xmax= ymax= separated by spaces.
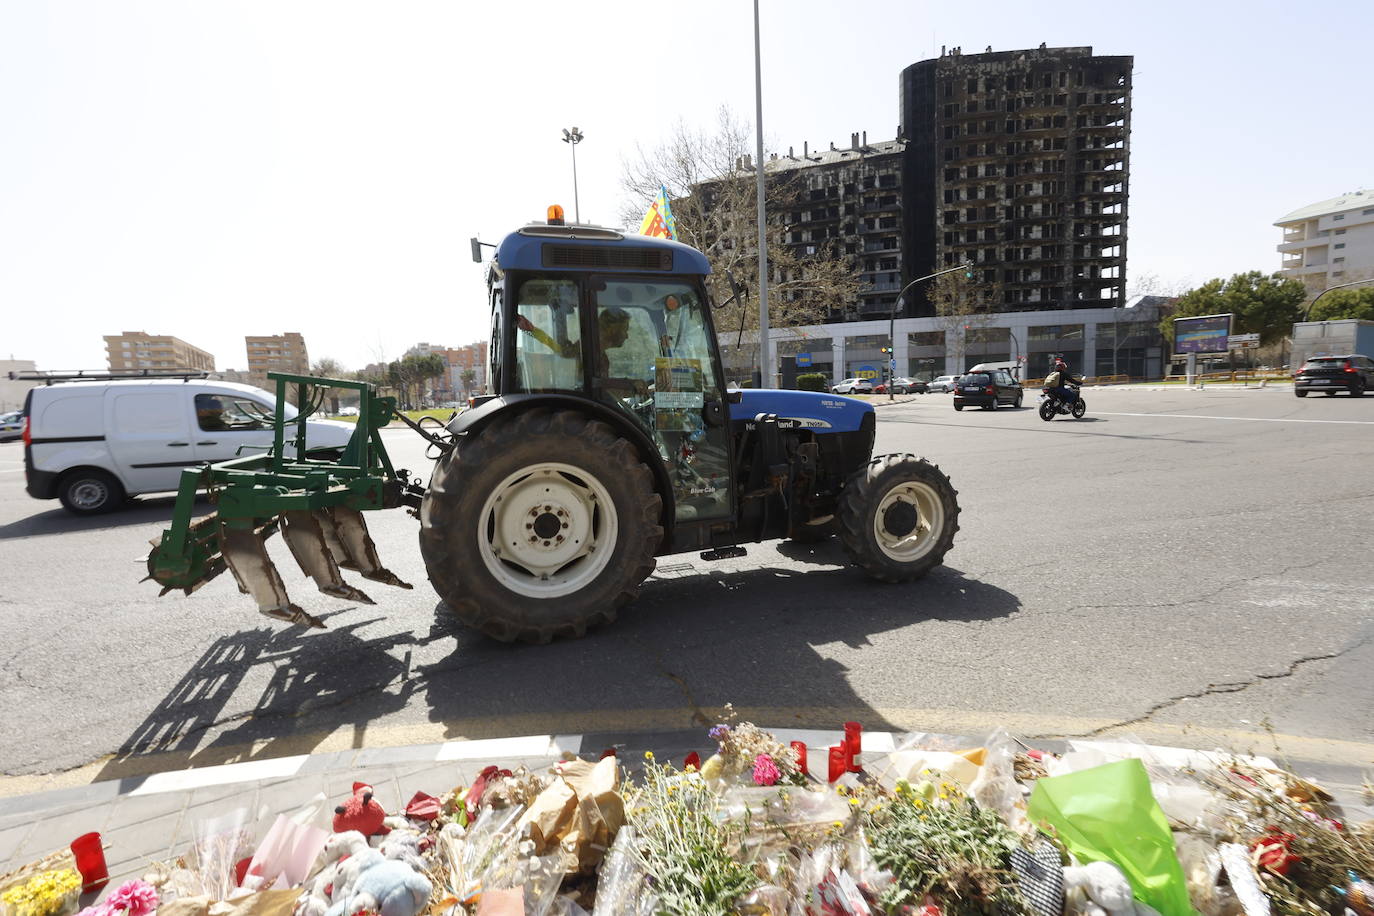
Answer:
xmin=844 ymin=721 xmax=863 ymax=771
xmin=790 ymin=740 xmax=808 ymax=776
xmin=828 ymin=744 xmax=847 ymax=782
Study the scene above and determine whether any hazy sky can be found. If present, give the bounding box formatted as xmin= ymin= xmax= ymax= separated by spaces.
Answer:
xmin=3 ymin=1 xmax=1370 ymax=372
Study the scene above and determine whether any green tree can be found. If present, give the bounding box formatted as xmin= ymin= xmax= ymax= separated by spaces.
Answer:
xmin=1158 ymin=271 xmax=1306 ymax=347
xmin=1308 ymin=287 xmax=1374 ymax=322
xmin=459 ymin=367 xmax=477 ymax=396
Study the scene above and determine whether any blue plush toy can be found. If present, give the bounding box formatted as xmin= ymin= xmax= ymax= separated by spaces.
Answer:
xmin=322 ymin=846 xmax=432 ymax=916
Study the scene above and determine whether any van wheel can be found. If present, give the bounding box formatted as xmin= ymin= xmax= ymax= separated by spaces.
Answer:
xmin=58 ymin=469 xmax=125 ymax=515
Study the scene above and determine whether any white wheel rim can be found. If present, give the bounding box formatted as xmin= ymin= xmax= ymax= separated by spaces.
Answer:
xmin=871 ymin=479 xmax=944 ymax=562
xmin=477 ymin=462 xmax=617 ymax=599
xmin=70 ymin=479 xmax=107 ymax=509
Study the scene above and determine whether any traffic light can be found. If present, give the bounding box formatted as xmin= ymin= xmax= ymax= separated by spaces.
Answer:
xmin=880 ymin=347 xmax=891 ymax=354
xmin=964 ymin=262 xmax=974 ymax=279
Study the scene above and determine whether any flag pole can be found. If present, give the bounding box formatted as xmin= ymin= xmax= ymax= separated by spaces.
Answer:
xmin=753 ymin=0 xmax=770 ymax=388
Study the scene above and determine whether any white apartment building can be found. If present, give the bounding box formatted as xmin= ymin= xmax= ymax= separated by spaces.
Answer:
xmin=1275 ymin=188 xmax=1374 ymax=291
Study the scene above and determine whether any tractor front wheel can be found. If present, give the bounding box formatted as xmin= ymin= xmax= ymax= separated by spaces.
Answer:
xmin=837 ymin=455 xmax=959 ymax=583
xmin=419 ymin=408 xmax=663 ymax=643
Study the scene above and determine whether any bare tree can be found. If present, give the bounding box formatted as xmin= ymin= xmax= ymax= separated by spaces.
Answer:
xmin=926 ymin=266 xmax=997 ymax=371
xmin=310 ymin=357 xmax=349 ymax=415
xmin=620 ymin=107 xmax=860 ymax=349
xmin=1127 ymin=270 xmax=1190 ymax=300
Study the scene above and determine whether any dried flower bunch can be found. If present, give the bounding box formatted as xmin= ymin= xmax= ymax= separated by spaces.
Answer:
xmin=702 ymin=707 xmax=803 ymax=785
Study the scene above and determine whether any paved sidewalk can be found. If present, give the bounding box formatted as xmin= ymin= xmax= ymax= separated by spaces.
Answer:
xmin=2 ymin=727 xmax=1369 ymax=905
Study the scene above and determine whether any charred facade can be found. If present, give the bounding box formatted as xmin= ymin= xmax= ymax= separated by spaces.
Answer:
xmin=899 ymin=45 xmax=1132 ymax=317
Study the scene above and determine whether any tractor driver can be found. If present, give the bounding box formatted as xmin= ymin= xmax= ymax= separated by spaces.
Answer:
xmin=515 ymin=307 xmax=650 ymax=401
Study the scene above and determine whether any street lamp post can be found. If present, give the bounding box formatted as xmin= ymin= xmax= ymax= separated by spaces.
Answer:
xmin=887 ymin=262 xmax=974 ymax=400
xmin=1302 ymin=277 xmax=1374 ymax=320
xmin=561 ymin=127 xmax=584 ymax=223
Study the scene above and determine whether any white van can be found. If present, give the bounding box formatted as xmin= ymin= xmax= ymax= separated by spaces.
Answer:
xmin=22 ymin=378 xmax=355 ymax=514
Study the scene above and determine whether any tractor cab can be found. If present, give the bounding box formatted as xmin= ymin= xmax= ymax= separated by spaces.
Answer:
xmin=470 ymin=208 xmax=735 ymax=528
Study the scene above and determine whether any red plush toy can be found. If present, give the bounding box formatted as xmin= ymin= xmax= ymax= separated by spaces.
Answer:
xmin=333 ymin=781 xmax=390 ymax=837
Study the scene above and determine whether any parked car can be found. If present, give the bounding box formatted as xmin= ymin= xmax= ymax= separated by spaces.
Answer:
xmin=831 ymin=377 xmax=875 ymax=395
xmin=953 ymin=369 xmax=1023 ymax=410
xmin=928 ymin=375 xmax=960 ymax=393
xmin=22 ymin=378 xmax=356 ymax=514
xmin=1293 ymin=354 xmax=1373 ymax=397
xmin=873 ymin=376 xmax=928 ymax=394
xmin=0 ymin=410 xmax=22 ymax=442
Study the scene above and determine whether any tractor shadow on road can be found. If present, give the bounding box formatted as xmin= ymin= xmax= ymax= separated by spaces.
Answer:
xmin=0 ymin=495 xmax=208 ymax=540
xmin=92 ymin=614 xmax=430 ymax=783
xmin=415 ymin=560 xmax=1021 ymax=743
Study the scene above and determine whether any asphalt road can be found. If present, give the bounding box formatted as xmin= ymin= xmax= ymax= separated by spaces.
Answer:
xmin=2 ymin=385 xmax=1372 ymax=793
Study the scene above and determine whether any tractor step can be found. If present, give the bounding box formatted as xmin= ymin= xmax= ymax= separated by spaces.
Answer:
xmin=700 ymin=546 xmax=748 ymax=561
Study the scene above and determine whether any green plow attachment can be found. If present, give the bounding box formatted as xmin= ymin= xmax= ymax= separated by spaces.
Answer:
xmin=145 ymin=373 xmax=435 ymax=627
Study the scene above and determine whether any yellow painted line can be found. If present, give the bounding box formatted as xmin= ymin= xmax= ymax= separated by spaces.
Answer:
xmin=2 ymin=706 xmax=1370 ymax=800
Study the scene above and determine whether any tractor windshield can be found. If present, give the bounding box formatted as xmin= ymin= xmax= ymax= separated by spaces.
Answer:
xmin=591 ymin=277 xmax=731 ymax=524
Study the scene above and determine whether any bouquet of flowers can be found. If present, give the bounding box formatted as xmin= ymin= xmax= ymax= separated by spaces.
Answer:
xmin=1 ymin=870 xmax=83 ymax=916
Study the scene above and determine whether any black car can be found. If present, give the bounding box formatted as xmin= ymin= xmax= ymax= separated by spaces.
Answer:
xmin=1294 ymin=355 xmax=1373 ymax=397
xmin=953 ymin=369 xmax=1023 ymax=410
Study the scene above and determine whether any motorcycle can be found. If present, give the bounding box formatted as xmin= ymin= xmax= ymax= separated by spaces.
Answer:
xmin=1038 ymin=385 xmax=1086 ymax=421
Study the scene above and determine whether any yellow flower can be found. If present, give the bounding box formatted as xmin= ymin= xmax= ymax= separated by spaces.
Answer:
xmin=832 ymin=820 xmax=844 ymax=830
xmin=848 ymin=797 xmax=860 ymax=807
xmin=644 ymin=750 xmax=654 ymax=760
xmin=684 ymin=764 xmax=697 ymax=773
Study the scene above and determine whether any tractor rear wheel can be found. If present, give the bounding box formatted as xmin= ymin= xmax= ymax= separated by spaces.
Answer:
xmin=837 ymin=455 xmax=959 ymax=583
xmin=419 ymin=408 xmax=663 ymax=643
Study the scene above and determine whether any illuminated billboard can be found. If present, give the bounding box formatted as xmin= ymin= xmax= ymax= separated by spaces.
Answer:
xmin=1173 ymin=314 xmax=1233 ymax=354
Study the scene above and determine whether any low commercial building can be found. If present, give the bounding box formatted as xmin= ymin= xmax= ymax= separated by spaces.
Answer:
xmin=725 ymin=294 xmax=1168 ymax=384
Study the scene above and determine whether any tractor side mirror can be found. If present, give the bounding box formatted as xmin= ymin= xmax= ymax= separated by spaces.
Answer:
xmin=470 ymin=238 xmax=483 ymax=263
xmin=720 ymin=270 xmax=746 ymax=309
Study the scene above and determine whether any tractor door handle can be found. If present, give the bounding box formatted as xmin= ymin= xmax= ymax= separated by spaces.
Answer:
xmin=167 ymin=442 xmax=190 ymax=447
xmin=196 ymin=440 xmax=218 ymax=446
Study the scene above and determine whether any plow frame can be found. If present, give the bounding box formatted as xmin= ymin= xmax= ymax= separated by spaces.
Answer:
xmin=147 ymin=373 xmax=409 ymax=596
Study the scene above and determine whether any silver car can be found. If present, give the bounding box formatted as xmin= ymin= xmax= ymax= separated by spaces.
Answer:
xmin=0 ymin=410 xmax=23 ymax=442
xmin=830 ymin=377 xmax=875 ymax=394
xmin=927 ymin=375 xmax=960 ymax=393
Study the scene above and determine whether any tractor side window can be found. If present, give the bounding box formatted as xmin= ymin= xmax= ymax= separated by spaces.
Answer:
xmin=513 ymin=278 xmax=582 ymax=393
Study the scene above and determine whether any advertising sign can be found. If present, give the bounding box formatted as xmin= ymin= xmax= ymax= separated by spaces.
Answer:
xmin=795 ymin=353 xmax=812 ymax=368
xmin=1173 ymin=314 xmax=1233 ymax=354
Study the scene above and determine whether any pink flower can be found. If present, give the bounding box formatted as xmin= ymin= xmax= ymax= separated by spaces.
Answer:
xmin=105 ymin=881 xmax=159 ymax=916
xmin=752 ymin=753 xmax=781 ymax=786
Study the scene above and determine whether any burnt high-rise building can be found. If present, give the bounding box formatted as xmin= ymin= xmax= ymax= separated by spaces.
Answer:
xmin=899 ymin=45 xmax=1132 ymax=317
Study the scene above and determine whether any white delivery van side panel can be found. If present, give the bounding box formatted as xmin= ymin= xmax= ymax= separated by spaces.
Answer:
xmin=107 ymin=389 xmax=199 ymax=495
xmin=28 ymin=389 xmax=117 ymax=478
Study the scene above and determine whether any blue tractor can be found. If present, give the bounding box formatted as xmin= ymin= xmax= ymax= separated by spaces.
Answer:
xmin=144 ymin=208 xmax=959 ymax=641
xmin=418 ymin=209 xmax=960 ymax=641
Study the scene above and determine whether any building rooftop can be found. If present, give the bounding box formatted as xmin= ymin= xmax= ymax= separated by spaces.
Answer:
xmin=1275 ymin=188 xmax=1374 ymax=225
xmin=764 ymin=139 xmax=904 ymax=174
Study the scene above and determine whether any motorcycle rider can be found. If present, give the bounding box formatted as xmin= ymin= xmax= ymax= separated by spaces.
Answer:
xmin=1044 ymin=356 xmax=1084 ymax=408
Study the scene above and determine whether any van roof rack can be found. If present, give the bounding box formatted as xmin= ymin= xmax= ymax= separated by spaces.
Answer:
xmin=8 ymin=369 xmax=210 ymax=384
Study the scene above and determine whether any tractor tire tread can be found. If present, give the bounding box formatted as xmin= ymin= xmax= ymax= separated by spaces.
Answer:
xmin=836 ymin=453 xmax=959 ymax=584
xmin=419 ymin=408 xmax=662 ymax=643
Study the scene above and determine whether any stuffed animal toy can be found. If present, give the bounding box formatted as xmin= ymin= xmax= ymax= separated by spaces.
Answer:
xmin=296 ymin=831 xmax=370 ymax=916
xmin=322 ymin=847 xmax=432 ymax=916
xmin=1062 ymin=861 xmax=1161 ymax=916
xmin=334 ymin=782 xmax=391 ymax=838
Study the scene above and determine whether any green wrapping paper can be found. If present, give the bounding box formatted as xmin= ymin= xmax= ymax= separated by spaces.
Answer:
xmin=1027 ymin=758 xmax=1197 ymax=916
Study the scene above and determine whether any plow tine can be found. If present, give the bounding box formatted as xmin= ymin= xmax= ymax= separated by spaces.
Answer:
xmin=220 ymin=522 xmax=326 ymax=628
xmin=314 ymin=508 xmax=357 ymax=570
xmin=324 ymin=506 xmax=413 ymax=589
xmin=280 ymin=510 xmax=375 ymax=605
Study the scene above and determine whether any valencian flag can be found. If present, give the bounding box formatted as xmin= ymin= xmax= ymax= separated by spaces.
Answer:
xmin=639 ymin=184 xmax=677 ymax=240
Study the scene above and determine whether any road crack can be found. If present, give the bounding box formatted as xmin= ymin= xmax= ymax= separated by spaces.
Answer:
xmin=1082 ymin=635 xmax=1373 ymax=737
